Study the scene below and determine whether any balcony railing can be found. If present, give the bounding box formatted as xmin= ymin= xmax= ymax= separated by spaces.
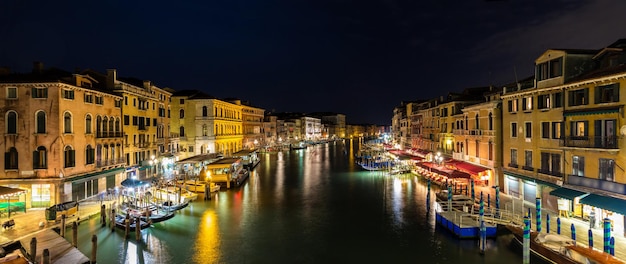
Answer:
xmin=567 ymin=174 xmax=626 ymax=195
xmin=96 ymin=131 xmax=123 ymax=138
xmin=538 ymin=169 xmax=564 ymax=178
xmin=560 ymin=136 xmax=619 ymax=149
xmin=96 ymin=158 xmax=126 ymax=168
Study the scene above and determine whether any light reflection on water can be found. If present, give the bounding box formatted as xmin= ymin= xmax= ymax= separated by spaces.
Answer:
xmin=69 ymin=140 xmax=538 ymax=264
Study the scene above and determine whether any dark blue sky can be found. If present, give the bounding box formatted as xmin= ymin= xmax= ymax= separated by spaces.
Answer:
xmin=2 ymin=1 xmax=625 ymax=125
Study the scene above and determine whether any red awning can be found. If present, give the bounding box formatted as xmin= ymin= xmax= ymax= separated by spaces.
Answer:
xmin=452 ymin=161 xmax=489 ymax=175
xmin=449 ymin=170 xmax=471 ymax=179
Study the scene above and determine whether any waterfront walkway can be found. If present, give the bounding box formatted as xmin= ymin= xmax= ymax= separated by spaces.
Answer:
xmin=0 ymin=199 xmax=112 ymax=263
xmin=0 ymin=183 xmax=625 ymax=263
xmin=470 ymin=183 xmax=626 ymax=262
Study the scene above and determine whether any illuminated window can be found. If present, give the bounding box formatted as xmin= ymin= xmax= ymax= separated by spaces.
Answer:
xmin=572 ymin=156 xmax=584 ymax=176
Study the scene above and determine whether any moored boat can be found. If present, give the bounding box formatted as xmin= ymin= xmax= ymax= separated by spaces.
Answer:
xmin=160 ymin=199 xmax=190 ymax=211
xmin=505 ymin=224 xmax=623 ymax=264
xmin=114 ymin=214 xmax=150 ymax=231
xmin=154 ymin=186 xmax=198 ymax=202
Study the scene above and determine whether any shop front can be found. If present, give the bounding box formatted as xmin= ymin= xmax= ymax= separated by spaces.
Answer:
xmin=548 ymin=187 xmax=587 ymax=218
xmin=580 ymin=193 xmax=626 ymax=237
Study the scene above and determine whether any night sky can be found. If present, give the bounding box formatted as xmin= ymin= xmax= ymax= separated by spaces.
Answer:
xmin=2 ymin=1 xmax=625 ymax=125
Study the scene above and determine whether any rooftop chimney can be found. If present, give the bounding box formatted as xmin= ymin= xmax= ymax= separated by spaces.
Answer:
xmin=143 ymin=80 xmax=151 ymax=89
xmin=32 ymin=61 xmax=43 ymax=73
xmin=106 ymin=69 xmax=117 ymax=89
xmin=0 ymin=67 xmax=10 ymax=76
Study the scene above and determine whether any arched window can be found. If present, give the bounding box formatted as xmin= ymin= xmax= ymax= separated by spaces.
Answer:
xmin=202 ymin=124 xmax=208 ymax=136
xmin=180 ymin=109 xmax=184 ymax=118
xmin=465 ymin=116 xmax=468 ymax=131
xmin=214 ymin=107 xmax=218 ymax=116
xmin=64 ymin=145 xmax=75 ymax=168
xmin=102 ymin=117 xmax=109 ymax=133
xmin=96 ymin=116 xmax=102 ymax=136
xmin=115 ymin=118 xmax=120 ymax=134
xmin=108 ymin=117 xmax=114 ymax=135
xmin=33 ymin=146 xmax=47 ymax=169
xmin=202 ymin=106 xmax=208 ymax=117
xmin=488 ymin=112 xmax=493 ymax=130
xmin=64 ymin=112 xmax=72 ymax=133
xmin=85 ymin=114 xmax=92 ymax=134
xmin=4 ymin=147 xmax=18 ymax=170
xmin=180 ymin=126 xmax=185 ymax=137
xmin=85 ymin=145 xmax=95 ymax=165
xmin=215 ymin=124 xmax=218 ymax=135
xmin=6 ymin=111 xmax=17 ymax=134
xmin=475 ymin=114 xmax=479 ymax=130
xmin=35 ymin=111 xmax=46 ymax=133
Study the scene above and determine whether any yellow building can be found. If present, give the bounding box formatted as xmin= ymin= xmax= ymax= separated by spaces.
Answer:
xmin=94 ymin=69 xmax=172 ymax=180
xmin=502 ymin=39 xmax=626 ymax=237
xmin=231 ymin=100 xmax=264 ymax=149
xmin=0 ymin=63 xmax=125 ymax=207
xmin=171 ymin=90 xmax=243 ymax=159
xmin=453 ymin=90 xmax=502 ymax=187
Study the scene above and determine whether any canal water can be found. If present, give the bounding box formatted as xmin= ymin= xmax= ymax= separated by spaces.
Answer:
xmin=68 ymin=139 xmax=542 ymax=263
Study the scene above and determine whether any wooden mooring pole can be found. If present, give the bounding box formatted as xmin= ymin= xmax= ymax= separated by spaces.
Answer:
xmin=29 ymin=237 xmax=37 ymax=262
xmin=91 ymin=234 xmax=98 ymax=264
xmin=135 ymin=217 xmax=142 ymax=241
xmin=72 ymin=221 xmax=78 ymax=247
xmin=61 ymin=214 xmax=66 ymax=237
xmin=100 ymin=204 xmax=106 ymax=227
xmin=43 ymin=248 xmax=50 ymax=264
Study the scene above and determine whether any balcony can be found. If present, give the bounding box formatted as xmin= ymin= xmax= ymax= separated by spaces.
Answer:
xmin=96 ymin=158 xmax=126 ymax=168
xmin=538 ymin=169 xmax=564 ymax=178
xmin=96 ymin=131 xmax=123 ymax=138
xmin=468 ymin=129 xmax=482 ymax=136
xmin=522 ymin=166 xmax=534 ymax=172
xmin=567 ymin=175 xmax=626 ymax=195
xmin=135 ymin=142 xmax=151 ymax=148
xmin=507 ymin=163 xmax=518 ymax=168
xmin=560 ymin=136 xmax=619 ymax=149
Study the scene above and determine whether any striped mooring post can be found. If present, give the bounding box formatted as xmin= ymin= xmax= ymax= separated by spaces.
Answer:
xmin=447 ymin=184 xmax=452 ymax=212
xmin=610 ymin=237 xmax=615 ymax=256
xmin=523 ymin=217 xmax=530 ymax=264
xmin=479 ymin=196 xmax=486 ymax=254
xmin=587 ymin=228 xmax=593 ymax=248
xmin=495 ymin=186 xmax=500 ymax=217
xmin=557 ymin=217 xmax=561 ymax=234
xmin=571 ymin=224 xmax=577 ymax=244
xmin=604 ymin=218 xmax=611 ymax=253
xmin=546 ymin=214 xmax=550 ymax=234
xmin=536 ymin=198 xmax=542 ymax=233
xmin=470 ymin=180 xmax=475 ymax=203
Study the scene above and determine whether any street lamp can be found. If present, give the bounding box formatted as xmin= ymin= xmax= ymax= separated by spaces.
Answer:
xmin=150 ymin=155 xmax=157 ymax=178
xmin=435 ymin=152 xmax=443 ymax=166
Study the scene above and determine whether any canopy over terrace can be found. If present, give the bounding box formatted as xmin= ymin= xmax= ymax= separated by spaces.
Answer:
xmin=0 ymin=186 xmax=26 ymax=217
xmin=176 ymin=153 xmax=222 ymax=177
xmin=445 ymin=160 xmax=492 ymax=185
xmin=415 ymin=162 xmax=471 ymax=188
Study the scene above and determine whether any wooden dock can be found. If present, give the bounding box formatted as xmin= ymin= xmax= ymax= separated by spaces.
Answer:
xmin=434 ymin=198 xmax=498 ymax=239
xmin=19 ymin=229 xmax=89 ymax=264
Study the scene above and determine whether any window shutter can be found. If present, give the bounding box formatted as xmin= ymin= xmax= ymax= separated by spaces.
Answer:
xmin=4 ymin=153 xmax=9 ymax=169
xmin=43 ymin=88 xmax=48 ymax=98
xmin=70 ymin=150 xmax=75 ymax=166
xmin=33 ymin=151 xmax=38 ymax=168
